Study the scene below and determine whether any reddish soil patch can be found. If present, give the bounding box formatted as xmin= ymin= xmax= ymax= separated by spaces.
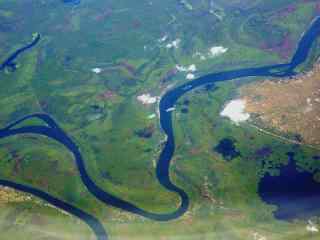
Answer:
xmin=31 ymin=214 xmax=48 ymax=226
xmin=242 ymin=64 xmax=320 ymax=146
xmin=160 ymin=68 xmax=178 ymax=84
xmin=316 ymin=2 xmax=320 ymax=13
xmin=10 ymin=150 xmax=23 ymax=176
xmin=98 ymin=90 xmax=116 ymax=100
xmin=261 ymin=34 xmax=294 ymax=59
xmin=275 ymin=4 xmax=297 ymax=18
xmin=94 ymin=8 xmax=113 ymax=22
xmin=189 ymin=147 xmax=202 ymax=156
xmin=119 ymin=61 xmax=136 ymax=75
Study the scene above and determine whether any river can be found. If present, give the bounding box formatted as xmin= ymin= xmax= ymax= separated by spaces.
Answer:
xmin=0 ymin=7 xmax=320 ymax=240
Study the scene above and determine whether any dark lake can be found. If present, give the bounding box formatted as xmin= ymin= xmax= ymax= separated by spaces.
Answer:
xmin=214 ymin=138 xmax=240 ymax=161
xmin=259 ymin=152 xmax=320 ymax=220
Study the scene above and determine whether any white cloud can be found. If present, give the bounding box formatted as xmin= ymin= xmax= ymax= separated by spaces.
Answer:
xmin=91 ymin=68 xmax=102 ymax=74
xmin=307 ymin=220 xmax=319 ymax=233
xmin=220 ymin=99 xmax=250 ymax=125
xmin=176 ymin=64 xmax=197 ymax=72
xmin=148 ymin=114 xmax=156 ymax=119
xmin=186 ymin=73 xmax=195 ymax=80
xmin=137 ymin=94 xmax=158 ymax=105
xmin=209 ymin=46 xmax=228 ymax=57
xmin=166 ymin=39 xmax=181 ymax=49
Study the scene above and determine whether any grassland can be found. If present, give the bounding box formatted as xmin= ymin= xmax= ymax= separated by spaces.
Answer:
xmin=0 ymin=0 xmax=320 ymax=239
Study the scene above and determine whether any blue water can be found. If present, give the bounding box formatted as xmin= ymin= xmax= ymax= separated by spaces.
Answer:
xmin=62 ymin=0 xmax=81 ymax=5
xmin=1 ymin=5 xmax=320 ymax=240
xmin=214 ymin=138 xmax=240 ymax=161
xmin=0 ymin=179 xmax=107 ymax=239
xmin=259 ymin=152 xmax=320 ymax=220
xmin=0 ymin=34 xmax=41 ymax=72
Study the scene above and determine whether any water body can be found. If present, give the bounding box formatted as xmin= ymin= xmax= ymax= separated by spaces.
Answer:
xmin=0 ymin=33 xmax=41 ymax=72
xmin=62 ymin=0 xmax=81 ymax=5
xmin=0 ymin=179 xmax=108 ymax=240
xmin=0 ymin=7 xmax=320 ymax=240
xmin=259 ymin=152 xmax=320 ymax=220
xmin=214 ymin=138 xmax=240 ymax=161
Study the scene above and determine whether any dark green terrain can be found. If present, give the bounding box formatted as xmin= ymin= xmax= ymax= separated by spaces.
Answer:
xmin=0 ymin=0 xmax=320 ymax=239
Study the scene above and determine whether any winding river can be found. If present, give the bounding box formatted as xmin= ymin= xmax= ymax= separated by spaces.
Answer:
xmin=0 ymin=6 xmax=320 ymax=240
xmin=0 ymin=33 xmax=41 ymax=72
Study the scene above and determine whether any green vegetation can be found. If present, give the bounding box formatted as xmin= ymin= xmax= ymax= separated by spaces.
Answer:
xmin=0 ymin=0 xmax=320 ymax=239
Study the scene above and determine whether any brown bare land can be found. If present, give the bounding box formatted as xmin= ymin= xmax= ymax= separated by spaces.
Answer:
xmin=241 ymin=63 xmax=320 ymax=146
xmin=0 ymin=187 xmax=31 ymax=206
